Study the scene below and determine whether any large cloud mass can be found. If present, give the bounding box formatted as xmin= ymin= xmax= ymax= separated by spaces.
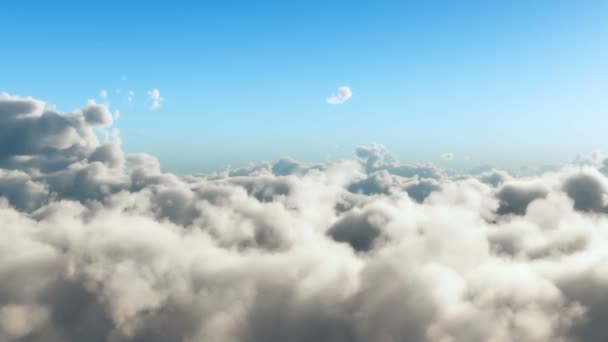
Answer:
xmin=2 ymin=94 xmax=608 ymax=341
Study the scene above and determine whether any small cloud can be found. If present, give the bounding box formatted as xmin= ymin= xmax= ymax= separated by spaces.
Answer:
xmin=147 ymin=88 xmax=163 ymax=109
xmin=113 ymin=110 xmax=121 ymax=120
xmin=440 ymin=152 xmax=454 ymax=161
xmin=99 ymin=89 xmax=108 ymax=100
xmin=83 ymin=100 xmax=113 ymax=126
xmin=127 ymin=90 xmax=135 ymax=103
xmin=326 ymin=86 xmax=352 ymax=105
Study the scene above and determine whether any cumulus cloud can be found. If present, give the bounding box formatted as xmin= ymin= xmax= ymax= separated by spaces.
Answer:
xmin=4 ymin=94 xmax=608 ymax=341
xmin=495 ymin=180 xmax=548 ymax=216
xmin=355 ymin=143 xmax=444 ymax=179
xmin=147 ymin=88 xmax=163 ymax=109
xmin=83 ymin=100 xmax=113 ymax=126
xmin=326 ymin=86 xmax=352 ymax=105
xmin=477 ymin=169 xmax=511 ymax=188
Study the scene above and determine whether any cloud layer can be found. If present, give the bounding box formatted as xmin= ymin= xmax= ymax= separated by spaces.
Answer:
xmin=2 ymin=94 xmax=608 ymax=341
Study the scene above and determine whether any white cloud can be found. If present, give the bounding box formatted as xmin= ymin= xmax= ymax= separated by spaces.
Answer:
xmin=99 ymin=89 xmax=108 ymax=100
xmin=3 ymin=94 xmax=608 ymax=342
xmin=326 ymin=86 xmax=352 ymax=105
xmin=127 ymin=89 xmax=135 ymax=102
xmin=147 ymin=88 xmax=163 ymax=109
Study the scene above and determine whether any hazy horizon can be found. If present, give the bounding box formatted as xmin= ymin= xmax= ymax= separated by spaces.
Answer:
xmin=2 ymin=1 xmax=607 ymax=172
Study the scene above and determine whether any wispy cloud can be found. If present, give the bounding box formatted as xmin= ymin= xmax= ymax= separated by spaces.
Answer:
xmin=326 ymin=86 xmax=352 ymax=105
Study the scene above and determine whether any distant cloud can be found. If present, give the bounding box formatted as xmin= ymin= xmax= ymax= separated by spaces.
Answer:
xmin=127 ymin=90 xmax=135 ymax=103
xmin=326 ymin=86 xmax=352 ymax=105
xmin=147 ymin=88 xmax=163 ymax=109
xmin=99 ymin=89 xmax=108 ymax=100
xmin=440 ymin=152 xmax=454 ymax=161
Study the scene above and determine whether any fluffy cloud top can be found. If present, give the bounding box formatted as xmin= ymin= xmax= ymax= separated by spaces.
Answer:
xmin=83 ymin=100 xmax=113 ymax=126
xmin=326 ymin=86 xmax=352 ymax=105
xmin=3 ymin=94 xmax=608 ymax=341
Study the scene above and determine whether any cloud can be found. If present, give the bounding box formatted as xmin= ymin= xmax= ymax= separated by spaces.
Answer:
xmin=127 ymin=90 xmax=135 ymax=103
xmin=83 ymin=100 xmax=113 ymax=126
xmin=440 ymin=152 xmax=454 ymax=161
xmin=477 ymin=169 xmax=511 ymax=187
xmin=0 ymin=304 xmax=49 ymax=339
xmin=562 ymin=170 xmax=608 ymax=213
xmin=99 ymin=89 xmax=108 ymax=100
xmin=5 ymin=95 xmax=608 ymax=341
xmin=148 ymin=88 xmax=163 ymax=109
xmin=495 ymin=180 xmax=548 ymax=215
xmin=326 ymin=86 xmax=352 ymax=105
xmin=0 ymin=94 xmax=100 ymax=173
xmin=355 ymin=143 xmax=444 ymax=179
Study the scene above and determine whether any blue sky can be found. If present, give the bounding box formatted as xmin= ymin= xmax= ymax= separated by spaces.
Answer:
xmin=1 ymin=1 xmax=607 ymax=172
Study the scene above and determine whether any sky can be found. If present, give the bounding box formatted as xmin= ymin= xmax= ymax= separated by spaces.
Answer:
xmin=5 ymin=3 xmax=608 ymax=340
xmin=1 ymin=0 xmax=607 ymax=172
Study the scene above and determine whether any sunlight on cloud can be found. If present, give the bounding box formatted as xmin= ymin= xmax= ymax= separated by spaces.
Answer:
xmin=326 ymin=85 xmax=352 ymax=105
